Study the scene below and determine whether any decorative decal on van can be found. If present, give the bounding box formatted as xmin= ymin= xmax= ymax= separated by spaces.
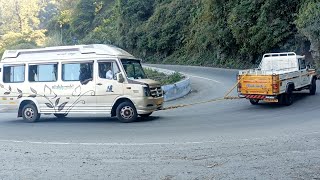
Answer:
xmin=106 ymin=85 xmax=113 ymax=92
xmin=0 ymin=84 xmax=23 ymax=99
xmin=0 ymin=83 xmax=95 ymax=113
xmin=52 ymin=84 xmax=75 ymax=90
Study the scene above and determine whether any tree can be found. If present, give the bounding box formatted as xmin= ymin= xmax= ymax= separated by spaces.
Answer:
xmin=71 ymin=0 xmax=96 ymax=39
xmin=227 ymin=0 xmax=300 ymax=64
xmin=296 ymin=0 xmax=320 ymax=68
xmin=0 ymin=0 xmax=42 ymax=33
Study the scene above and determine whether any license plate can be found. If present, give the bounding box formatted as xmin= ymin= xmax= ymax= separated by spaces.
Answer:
xmin=264 ymin=99 xmax=278 ymax=103
xmin=156 ymin=99 xmax=163 ymax=105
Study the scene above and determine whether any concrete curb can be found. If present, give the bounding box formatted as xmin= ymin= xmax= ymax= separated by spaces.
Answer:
xmin=143 ymin=66 xmax=191 ymax=102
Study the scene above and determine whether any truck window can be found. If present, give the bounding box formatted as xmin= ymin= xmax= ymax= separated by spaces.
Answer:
xmin=3 ymin=65 xmax=25 ymax=83
xmin=98 ymin=62 xmax=120 ymax=80
xmin=299 ymin=59 xmax=306 ymax=70
xmin=62 ymin=62 xmax=93 ymax=81
xmin=29 ymin=64 xmax=58 ymax=82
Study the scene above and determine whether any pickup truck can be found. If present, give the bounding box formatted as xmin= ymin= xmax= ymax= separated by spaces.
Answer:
xmin=238 ymin=52 xmax=317 ymax=106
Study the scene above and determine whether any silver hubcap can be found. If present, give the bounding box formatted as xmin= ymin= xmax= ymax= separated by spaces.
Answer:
xmin=120 ymin=106 xmax=134 ymax=120
xmin=24 ymin=108 xmax=34 ymax=120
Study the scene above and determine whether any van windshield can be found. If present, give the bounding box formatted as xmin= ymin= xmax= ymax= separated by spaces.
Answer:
xmin=121 ymin=59 xmax=146 ymax=79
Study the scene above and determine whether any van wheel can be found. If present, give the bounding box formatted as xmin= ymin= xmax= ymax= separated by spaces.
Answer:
xmin=249 ymin=99 xmax=259 ymax=105
xmin=139 ymin=113 xmax=152 ymax=118
xmin=54 ymin=113 xmax=68 ymax=118
xmin=116 ymin=102 xmax=138 ymax=123
xmin=22 ymin=104 xmax=40 ymax=123
xmin=309 ymin=78 xmax=316 ymax=95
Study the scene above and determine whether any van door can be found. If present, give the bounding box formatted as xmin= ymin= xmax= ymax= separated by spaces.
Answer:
xmin=60 ymin=61 xmax=96 ymax=113
xmin=95 ymin=60 xmax=124 ymax=113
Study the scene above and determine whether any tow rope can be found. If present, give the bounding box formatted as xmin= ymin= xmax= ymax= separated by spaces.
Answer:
xmin=160 ymin=73 xmax=248 ymax=111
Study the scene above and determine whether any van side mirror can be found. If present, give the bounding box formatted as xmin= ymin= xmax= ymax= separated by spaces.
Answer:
xmin=117 ymin=73 xmax=125 ymax=83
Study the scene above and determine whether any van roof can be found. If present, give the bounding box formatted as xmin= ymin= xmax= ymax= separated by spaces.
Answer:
xmin=1 ymin=44 xmax=135 ymax=62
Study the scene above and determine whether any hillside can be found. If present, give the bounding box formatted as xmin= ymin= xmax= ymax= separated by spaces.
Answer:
xmin=0 ymin=0 xmax=319 ymax=69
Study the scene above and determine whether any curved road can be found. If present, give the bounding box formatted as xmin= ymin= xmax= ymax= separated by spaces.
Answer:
xmin=0 ymin=65 xmax=319 ymax=179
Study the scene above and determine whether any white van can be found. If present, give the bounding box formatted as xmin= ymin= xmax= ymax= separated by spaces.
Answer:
xmin=0 ymin=44 xmax=164 ymax=123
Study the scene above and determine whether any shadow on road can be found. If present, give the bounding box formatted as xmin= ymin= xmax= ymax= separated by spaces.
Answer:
xmin=5 ymin=116 xmax=161 ymax=124
xmin=253 ymin=92 xmax=312 ymax=108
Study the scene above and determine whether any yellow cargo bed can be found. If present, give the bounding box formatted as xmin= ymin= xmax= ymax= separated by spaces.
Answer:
xmin=238 ymin=75 xmax=279 ymax=96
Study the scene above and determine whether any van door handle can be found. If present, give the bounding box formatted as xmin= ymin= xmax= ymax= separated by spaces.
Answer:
xmin=96 ymin=83 xmax=103 ymax=86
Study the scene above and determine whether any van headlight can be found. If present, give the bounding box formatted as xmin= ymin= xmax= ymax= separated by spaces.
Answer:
xmin=143 ymin=86 xmax=151 ymax=96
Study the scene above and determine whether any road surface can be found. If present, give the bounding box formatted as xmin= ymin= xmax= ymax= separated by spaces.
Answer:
xmin=0 ymin=65 xmax=319 ymax=179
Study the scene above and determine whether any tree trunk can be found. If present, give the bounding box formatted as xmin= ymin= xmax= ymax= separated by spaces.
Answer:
xmin=14 ymin=0 xmax=23 ymax=32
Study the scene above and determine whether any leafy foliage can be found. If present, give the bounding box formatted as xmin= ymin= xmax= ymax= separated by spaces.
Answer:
xmin=296 ymin=0 xmax=320 ymax=67
xmin=144 ymin=68 xmax=183 ymax=86
xmin=0 ymin=0 xmax=319 ymax=69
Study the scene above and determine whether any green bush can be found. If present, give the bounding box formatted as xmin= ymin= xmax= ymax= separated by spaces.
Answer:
xmin=144 ymin=68 xmax=184 ymax=86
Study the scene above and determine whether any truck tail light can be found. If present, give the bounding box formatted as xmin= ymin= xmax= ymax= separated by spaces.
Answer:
xmin=273 ymin=84 xmax=279 ymax=89
xmin=237 ymin=75 xmax=241 ymax=92
xmin=272 ymin=75 xmax=280 ymax=93
xmin=238 ymin=82 xmax=242 ymax=91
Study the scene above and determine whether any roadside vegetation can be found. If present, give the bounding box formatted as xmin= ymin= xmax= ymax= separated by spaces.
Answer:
xmin=0 ymin=0 xmax=319 ymax=69
xmin=144 ymin=68 xmax=184 ymax=86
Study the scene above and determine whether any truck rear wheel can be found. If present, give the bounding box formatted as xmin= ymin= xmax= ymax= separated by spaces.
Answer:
xmin=249 ymin=99 xmax=259 ymax=105
xmin=116 ymin=101 xmax=138 ymax=123
xmin=281 ymin=91 xmax=294 ymax=106
xmin=309 ymin=78 xmax=316 ymax=95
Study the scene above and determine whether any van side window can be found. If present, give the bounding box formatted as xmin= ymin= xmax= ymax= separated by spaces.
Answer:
xmin=62 ymin=62 xmax=93 ymax=82
xmin=98 ymin=62 xmax=120 ymax=80
xmin=29 ymin=64 xmax=58 ymax=82
xmin=3 ymin=65 xmax=25 ymax=83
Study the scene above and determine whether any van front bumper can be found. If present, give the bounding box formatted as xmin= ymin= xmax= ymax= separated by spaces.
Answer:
xmin=134 ymin=97 xmax=164 ymax=114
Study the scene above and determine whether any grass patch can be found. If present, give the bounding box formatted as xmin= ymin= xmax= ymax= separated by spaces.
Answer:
xmin=144 ymin=68 xmax=184 ymax=86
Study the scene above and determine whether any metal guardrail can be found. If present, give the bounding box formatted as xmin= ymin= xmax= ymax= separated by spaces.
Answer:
xmin=143 ymin=66 xmax=191 ymax=102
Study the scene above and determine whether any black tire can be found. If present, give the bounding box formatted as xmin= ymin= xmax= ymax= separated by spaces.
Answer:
xmin=116 ymin=101 xmax=138 ymax=123
xmin=249 ymin=99 xmax=259 ymax=105
xmin=139 ymin=113 xmax=152 ymax=118
xmin=309 ymin=78 xmax=317 ymax=95
xmin=281 ymin=88 xmax=294 ymax=106
xmin=54 ymin=113 xmax=68 ymax=118
xmin=22 ymin=104 xmax=40 ymax=123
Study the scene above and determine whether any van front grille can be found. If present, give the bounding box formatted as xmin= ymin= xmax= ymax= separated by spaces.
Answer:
xmin=150 ymin=87 xmax=163 ymax=97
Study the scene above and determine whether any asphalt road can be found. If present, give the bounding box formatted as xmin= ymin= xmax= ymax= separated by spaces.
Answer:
xmin=0 ymin=65 xmax=319 ymax=179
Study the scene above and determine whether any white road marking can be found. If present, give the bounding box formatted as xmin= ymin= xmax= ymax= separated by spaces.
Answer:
xmin=0 ymin=139 xmax=218 ymax=146
xmin=1 ymin=131 xmax=318 ymax=146
xmin=186 ymin=74 xmax=222 ymax=84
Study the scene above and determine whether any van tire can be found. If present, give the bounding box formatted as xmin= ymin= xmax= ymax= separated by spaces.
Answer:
xmin=22 ymin=104 xmax=40 ymax=123
xmin=139 ymin=113 xmax=152 ymax=118
xmin=116 ymin=101 xmax=137 ymax=123
xmin=309 ymin=78 xmax=316 ymax=95
xmin=249 ymin=99 xmax=259 ymax=105
xmin=54 ymin=113 xmax=68 ymax=118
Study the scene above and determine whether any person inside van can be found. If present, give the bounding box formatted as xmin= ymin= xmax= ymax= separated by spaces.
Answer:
xmin=99 ymin=62 xmax=114 ymax=80
xmin=105 ymin=64 xmax=113 ymax=80
xmin=79 ymin=64 xmax=92 ymax=85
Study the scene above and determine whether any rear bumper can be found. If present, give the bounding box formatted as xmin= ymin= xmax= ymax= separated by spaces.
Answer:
xmin=241 ymin=94 xmax=279 ymax=101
